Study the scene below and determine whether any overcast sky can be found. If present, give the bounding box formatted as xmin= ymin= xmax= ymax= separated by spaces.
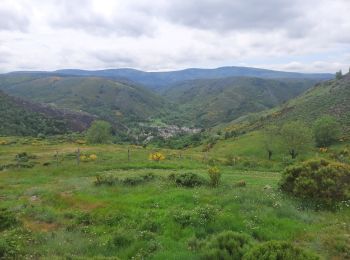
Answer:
xmin=0 ymin=0 xmax=349 ymax=73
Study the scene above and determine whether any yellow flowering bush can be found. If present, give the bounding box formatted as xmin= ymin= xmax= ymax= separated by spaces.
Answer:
xmin=208 ymin=166 xmax=221 ymax=187
xmin=79 ymin=154 xmax=98 ymax=162
xmin=89 ymin=154 xmax=97 ymax=161
xmin=76 ymin=139 xmax=86 ymax=145
xmin=80 ymin=155 xmax=88 ymax=162
xmin=149 ymin=152 xmax=165 ymax=162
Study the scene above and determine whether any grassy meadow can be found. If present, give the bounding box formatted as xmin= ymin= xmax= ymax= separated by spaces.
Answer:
xmin=0 ymin=135 xmax=349 ymax=259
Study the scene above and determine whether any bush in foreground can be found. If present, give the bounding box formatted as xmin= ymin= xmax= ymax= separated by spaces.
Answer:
xmin=0 ymin=208 xmax=18 ymax=231
xmin=243 ymin=241 xmax=319 ymax=260
xmin=280 ymin=159 xmax=350 ymax=205
xmin=202 ymin=231 xmax=252 ymax=260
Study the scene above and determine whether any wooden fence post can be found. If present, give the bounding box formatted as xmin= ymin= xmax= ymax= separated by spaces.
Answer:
xmin=56 ymin=151 xmax=59 ymax=167
xmin=77 ymin=148 xmax=80 ymax=166
xmin=128 ymin=147 xmax=130 ymax=162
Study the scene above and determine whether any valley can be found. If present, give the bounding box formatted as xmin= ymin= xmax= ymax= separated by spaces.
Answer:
xmin=1 ymin=67 xmax=349 ymax=259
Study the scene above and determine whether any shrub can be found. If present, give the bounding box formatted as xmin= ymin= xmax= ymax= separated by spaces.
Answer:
xmin=76 ymin=212 xmax=94 ymax=225
xmin=173 ymin=211 xmax=194 ymax=227
xmin=95 ymin=174 xmax=119 ymax=186
xmin=95 ymin=173 xmax=156 ymax=186
xmin=109 ymin=230 xmax=134 ymax=248
xmin=243 ymin=241 xmax=319 ymax=260
xmin=149 ymin=152 xmax=165 ymax=162
xmin=89 ymin=154 xmax=97 ymax=160
xmin=237 ymin=180 xmax=246 ymax=187
xmin=0 ymin=208 xmax=18 ymax=231
xmin=200 ymin=231 xmax=253 ymax=260
xmin=173 ymin=205 xmax=218 ymax=228
xmin=168 ymin=172 xmax=206 ymax=187
xmin=208 ymin=167 xmax=221 ymax=187
xmin=280 ymin=159 xmax=350 ymax=205
xmin=0 ymin=237 xmax=19 ymax=258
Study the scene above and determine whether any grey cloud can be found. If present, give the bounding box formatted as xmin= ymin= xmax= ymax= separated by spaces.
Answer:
xmin=160 ymin=0 xmax=311 ymax=36
xmin=49 ymin=0 xmax=155 ymax=37
xmin=0 ymin=7 xmax=29 ymax=32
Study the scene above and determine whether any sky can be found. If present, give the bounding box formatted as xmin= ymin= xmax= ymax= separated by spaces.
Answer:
xmin=0 ymin=0 xmax=349 ymax=73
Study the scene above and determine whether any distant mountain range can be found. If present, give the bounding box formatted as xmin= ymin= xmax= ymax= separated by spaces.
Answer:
xmin=6 ymin=66 xmax=333 ymax=91
xmin=0 ymin=66 xmax=336 ymax=136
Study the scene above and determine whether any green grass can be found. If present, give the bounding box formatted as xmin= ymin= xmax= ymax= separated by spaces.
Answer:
xmin=0 ymin=137 xmax=349 ymax=259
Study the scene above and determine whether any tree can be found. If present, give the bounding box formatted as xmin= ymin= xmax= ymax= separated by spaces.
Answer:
xmin=313 ymin=115 xmax=341 ymax=147
xmin=86 ymin=120 xmax=112 ymax=144
xmin=261 ymin=125 xmax=279 ymax=160
xmin=280 ymin=122 xmax=313 ymax=159
xmin=335 ymin=70 xmax=343 ymax=80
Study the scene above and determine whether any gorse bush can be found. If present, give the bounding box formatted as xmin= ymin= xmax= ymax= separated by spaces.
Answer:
xmin=168 ymin=172 xmax=206 ymax=187
xmin=149 ymin=152 xmax=165 ymax=162
xmin=243 ymin=241 xmax=319 ymax=260
xmin=208 ymin=166 xmax=221 ymax=187
xmin=280 ymin=159 xmax=350 ymax=205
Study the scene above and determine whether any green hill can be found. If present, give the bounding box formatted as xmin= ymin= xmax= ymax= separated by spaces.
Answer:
xmin=0 ymin=90 xmax=94 ymax=136
xmin=164 ymin=77 xmax=319 ymax=127
xmin=0 ymin=76 xmax=172 ymax=128
xmin=227 ymin=72 xmax=350 ymax=136
xmin=268 ymin=73 xmax=350 ymax=132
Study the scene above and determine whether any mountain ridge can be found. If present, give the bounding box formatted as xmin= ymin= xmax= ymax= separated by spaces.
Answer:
xmin=3 ymin=66 xmax=333 ymax=91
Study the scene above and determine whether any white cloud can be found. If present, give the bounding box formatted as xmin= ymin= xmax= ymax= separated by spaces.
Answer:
xmin=0 ymin=0 xmax=349 ymax=73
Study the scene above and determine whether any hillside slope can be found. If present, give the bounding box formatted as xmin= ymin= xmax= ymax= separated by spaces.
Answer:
xmin=0 ymin=76 xmax=171 ymax=127
xmin=228 ymin=73 xmax=350 ymax=135
xmin=269 ymin=73 xmax=350 ymax=131
xmin=0 ymin=90 xmax=94 ymax=136
xmin=164 ymin=77 xmax=319 ymax=127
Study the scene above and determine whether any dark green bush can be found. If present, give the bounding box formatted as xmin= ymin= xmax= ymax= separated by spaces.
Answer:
xmin=109 ymin=230 xmax=134 ymax=248
xmin=173 ymin=205 xmax=218 ymax=228
xmin=95 ymin=174 xmax=119 ymax=186
xmin=0 ymin=237 xmax=19 ymax=258
xmin=173 ymin=210 xmax=193 ymax=227
xmin=168 ymin=172 xmax=206 ymax=187
xmin=95 ymin=173 xmax=156 ymax=186
xmin=0 ymin=208 xmax=18 ymax=231
xmin=199 ymin=231 xmax=252 ymax=260
xmin=123 ymin=173 xmax=155 ymax=186
xmin=76 ymin=212 xmax=94 ymax=225
xmin=280 ymin=159 xmax=350 ymax=205
xmin=243 ymin=241 xmax=319 ymax=260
